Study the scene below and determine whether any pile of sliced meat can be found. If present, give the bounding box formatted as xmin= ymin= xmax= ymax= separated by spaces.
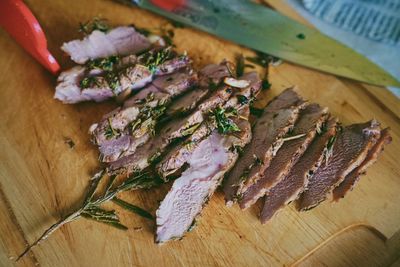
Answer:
xmin=56 ymin=25 xmax=392 ymax=243
xmin=223 ymin=89 xmax=392 ymax=224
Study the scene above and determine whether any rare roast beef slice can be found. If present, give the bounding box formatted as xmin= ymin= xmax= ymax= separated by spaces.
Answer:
xmin=91 ymin=69 xmax=197 ymax=162
xmin=157 ymin=72 xmax=261 ymax=179
xmin=156 ymin=110 xmax=251 ymax=243
xmin=260 ymin=117 xmax=338 ymax=223
xmin=223 ymin=88 xmax=307 ymax=206
xmin=55 ymin=48 xmax=191 ymax=104
xmin=332 ymin=128 xmax=391 ymax=201
xmin=239 ymin=103 xmax=329 ymax=209
xmin=108 ymin=85 xmax=235 ymax=174
xmin=61 ymin=26 xmax=151 ymax=64
xmin=198 ymin=61 xmax=232 ymax=87
xmin=297 ymin=120 xmax=381 ymax=211
xmin=165 ymin=88 xmax=209 ymax=118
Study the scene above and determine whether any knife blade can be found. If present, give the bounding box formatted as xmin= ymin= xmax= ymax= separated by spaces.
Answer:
xmin=131 ymin=0 xmax=400 ymax=87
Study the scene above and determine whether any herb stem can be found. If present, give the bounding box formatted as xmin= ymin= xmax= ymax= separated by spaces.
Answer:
xmin=16 ymin=210 xmax=82 ymax=261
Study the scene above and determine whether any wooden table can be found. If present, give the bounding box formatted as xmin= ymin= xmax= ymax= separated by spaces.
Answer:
xmin=0 ymin=0 xmax=399 ymax=266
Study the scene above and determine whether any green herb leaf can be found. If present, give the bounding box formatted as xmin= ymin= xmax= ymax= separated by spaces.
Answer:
xmin=86 ymin=56 xmax=120 ymax=72
xmin=112 ymin=197 xmax=154 ymax=220
xmin=236 ymin=95 xmax=249 ymax=105
xmin=141 ymin=48 xmax=173 ymax=74
xmin=210 ymin=106 xmax=241 ymax=135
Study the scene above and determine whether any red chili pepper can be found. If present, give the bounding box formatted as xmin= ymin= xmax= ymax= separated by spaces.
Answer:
xmin=0 ymin=0 xmax=60 ymax=74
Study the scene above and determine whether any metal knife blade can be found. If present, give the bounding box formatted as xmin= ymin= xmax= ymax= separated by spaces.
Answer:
xmin=132 ymin=0 xmax=400 ymax=87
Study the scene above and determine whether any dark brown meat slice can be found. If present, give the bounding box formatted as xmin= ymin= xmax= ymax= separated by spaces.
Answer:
xmin=156 ymin=110 xmax=251 ymax=243
xmin=223 ymin=88 xmax=307 ymax=206
xmin=165 ymin=88 xmax=209 ymax=117
xmin=297 ymin=120 xmax=381 ymax=211
xmin=157 ymin=72 xmax=261 ymax=179
xmin=260 ymin=117 xmax=338 ymax=223
xmin=332 ymin=128 xmax=391 ymax=201
xmin=239 ymin=103 xmax=329 ymax=209
xmin=198 ymin=61 xmax=231 ymax=87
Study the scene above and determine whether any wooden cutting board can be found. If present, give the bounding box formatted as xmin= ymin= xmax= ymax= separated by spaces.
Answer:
xmin=0 ymin=0 xmax=399 ymax=266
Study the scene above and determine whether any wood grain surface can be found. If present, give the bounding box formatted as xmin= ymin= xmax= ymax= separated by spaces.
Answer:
xmin=0 ymin=0 xmax=399 ymax=266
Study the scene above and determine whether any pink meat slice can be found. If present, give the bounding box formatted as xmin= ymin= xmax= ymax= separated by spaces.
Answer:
xmin=61 ymin=26 xmax=151 ymax=64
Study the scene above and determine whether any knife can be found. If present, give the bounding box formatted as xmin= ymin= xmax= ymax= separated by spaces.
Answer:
xmin=129 ymin=0 xmax=400 ymax=87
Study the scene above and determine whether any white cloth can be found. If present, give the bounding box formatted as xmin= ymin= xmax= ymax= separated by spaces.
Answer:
xmin=286 ymin=0 xmax=400 ymax=97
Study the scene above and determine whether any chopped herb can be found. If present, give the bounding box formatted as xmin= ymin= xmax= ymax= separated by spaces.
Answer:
xmin=236 ymin=95 xmax=249 ymax=105
xmin=210 ymin=106 xmax=241 ymax=135
xmin=297 ymin=33 xmax=306 ymax=40
xmin=250 ymin=106 xmax=264 ymax=117
xmin=235 ymin=54 xmax=245 ymax=77
xmin=104 ymin=118 xmax=119 ymax=139
xmin=105 ymin=72 xmax=120 ymax=92
xmin=86 ymin=56 xmax=120 ymax=72
xmin=80 ymin=76 xmax=99 ymax=89
xmin=79 ymin=17 xmax=109 ymax=35
xmin=181 ymin=123 xmax=201 ymax=136
xmin=141 ymin=48 xmax=173 ymax=73
xmin=261 ymin=79 xmax=271 ymax=90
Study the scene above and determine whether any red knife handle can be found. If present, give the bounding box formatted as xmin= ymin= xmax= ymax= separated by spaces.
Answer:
xmin=0 ymin=0 xmax=60 ymax=74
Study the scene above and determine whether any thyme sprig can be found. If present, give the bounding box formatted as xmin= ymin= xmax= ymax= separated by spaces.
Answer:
xmin=17 ymin=170 xmax=162 ymax=261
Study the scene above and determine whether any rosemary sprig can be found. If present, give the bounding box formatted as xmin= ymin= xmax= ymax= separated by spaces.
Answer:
xmin=140 ymin=48 xmax=173 ymax=73
xmin=112 ymin=197 xmax=154 ymax=220
xmin=17 ymin=170 xmax=162 ymax=261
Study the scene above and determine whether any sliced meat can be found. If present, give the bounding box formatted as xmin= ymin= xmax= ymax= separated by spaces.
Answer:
xmin=198 ymin=61 xmax=231 ymax=87
xmin=108 ymin=85 xmax=235 ymax=174
xmin=157 ymin=72 xmax=261 ymax=179
xmin=260 ymin=117 xmax=338 ymax=223
xmin=55 ymin=48 xmax=191 ymax=104
xmin=156 ymin=111 xmax=251 ymax=243
xmin=61 ymin=26 xmax=151 ymax=64
xmin=92 ymin=70 xmax=197 ymax=162
xmin=297 ymin=120 xmax=381 ymax=211
xmin=332 ymin=128 xmax=391 ymax=201
xmin=239 ymin=103 xmax=329 ymax=209
xmin=223 ymin=88 xmax=307 ymax=206
xmin=165 ymin=88 xmax=209 ymax=117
